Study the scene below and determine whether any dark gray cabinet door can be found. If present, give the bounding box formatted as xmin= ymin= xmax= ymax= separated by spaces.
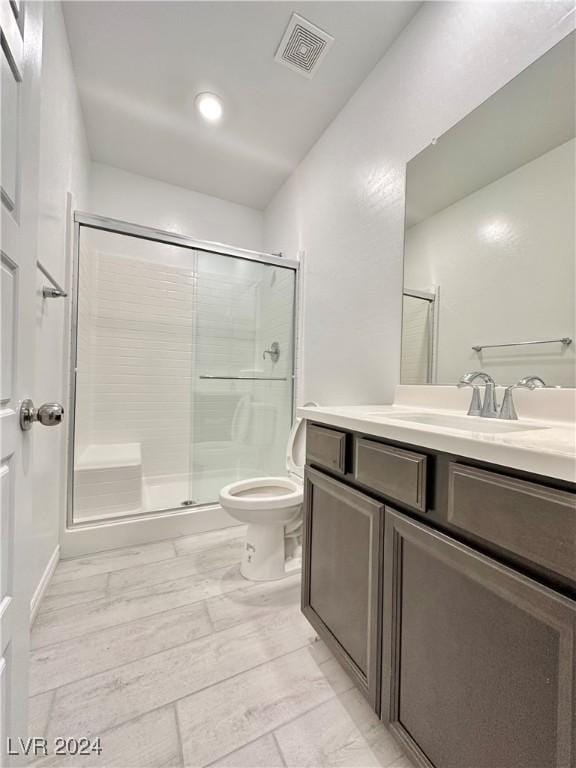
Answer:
xmin=302 ymin=467 xmax=384 ymax=711
xmin=382 ymin=507 xmax=576 ymax=768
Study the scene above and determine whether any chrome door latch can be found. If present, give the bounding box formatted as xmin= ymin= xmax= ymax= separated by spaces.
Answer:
xmin=20 ymin=399 xmax=64 ymax=431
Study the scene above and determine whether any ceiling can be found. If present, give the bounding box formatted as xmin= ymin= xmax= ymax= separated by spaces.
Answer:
xmin=63 ymin=1 xmax=421 ymax=210
xmin=406 ymin=32 xmax=575 ymax=227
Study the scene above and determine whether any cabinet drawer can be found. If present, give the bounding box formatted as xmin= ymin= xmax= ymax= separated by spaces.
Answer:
xmin=354 ymin=438 xmax=427 ymax=511
xmin=448 ymin=463 xmax=576 ymax=582
xmin=306 ymin=424 xmax=347 ymax=474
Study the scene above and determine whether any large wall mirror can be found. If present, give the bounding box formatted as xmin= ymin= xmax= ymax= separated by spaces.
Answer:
xmin=401 ymin=32 xmax=575 ymax=387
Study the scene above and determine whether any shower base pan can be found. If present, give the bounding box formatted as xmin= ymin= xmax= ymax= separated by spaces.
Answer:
xmin=73 ymin=445 xmax=250 ymax=524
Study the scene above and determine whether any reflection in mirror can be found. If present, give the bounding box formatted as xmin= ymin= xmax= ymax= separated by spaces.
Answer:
xmin=402 ymin=32 xmax=575 ymax=387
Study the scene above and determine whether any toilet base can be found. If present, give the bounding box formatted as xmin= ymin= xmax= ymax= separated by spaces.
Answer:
xmin=240 ymin=522 xmax=301 ymax=581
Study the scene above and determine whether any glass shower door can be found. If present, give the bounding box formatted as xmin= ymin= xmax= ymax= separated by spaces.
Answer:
xmin=71 ymin=222 xmax=296 ymax=525
xmin=188 ymin=251 xmax=296 ymax=506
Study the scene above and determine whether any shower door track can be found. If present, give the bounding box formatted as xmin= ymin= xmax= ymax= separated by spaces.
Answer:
xmin=66 ymin=212 xmax=300 ymax=535
xmin=74 ymin=212 xmax=300 ymax=269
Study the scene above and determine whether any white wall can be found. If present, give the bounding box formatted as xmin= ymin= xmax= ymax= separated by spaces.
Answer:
xmin=405 ymin=139 xmax=575 ymax=387
xmin=264 ymin=2 xmax=574 ymax=406
xmin=89 ymin=163 xmax=264 ymax=252
xmin=32 ymin=1 xmax=90 ymax=601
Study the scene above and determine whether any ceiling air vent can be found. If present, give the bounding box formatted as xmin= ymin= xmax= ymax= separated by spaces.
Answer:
xmin=274 ymin=14 xmax=334 ymax=79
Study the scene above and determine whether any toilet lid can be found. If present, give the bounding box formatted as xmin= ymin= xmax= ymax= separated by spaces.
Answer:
xmin=286 ymin=401 xmax=318 ymax=479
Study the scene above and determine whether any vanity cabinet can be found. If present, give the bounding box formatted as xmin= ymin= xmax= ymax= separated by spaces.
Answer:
xmin=302 ymin=420 xmax=576 ymax=768
xmin=382 ymin=508 xmax=576 ymax=768
xmin=302 ymin=467 xmax=384 ymax=711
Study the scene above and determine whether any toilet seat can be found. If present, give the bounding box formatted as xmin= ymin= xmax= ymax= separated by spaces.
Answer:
xmin=218 ymin=413 xmax=307 ymax=515
xmin=219 ymin=476 xmax=302 ymax=513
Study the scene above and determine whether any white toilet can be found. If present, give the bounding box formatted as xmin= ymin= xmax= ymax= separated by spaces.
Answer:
xmin=219 ymin=415 xmax=308 ymax=581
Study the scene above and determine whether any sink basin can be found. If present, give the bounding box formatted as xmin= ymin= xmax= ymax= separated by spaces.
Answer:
xmin=367 ymin=411 xmax=548 ymax=434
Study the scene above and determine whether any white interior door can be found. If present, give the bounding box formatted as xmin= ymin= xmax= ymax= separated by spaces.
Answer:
xmin=1 ymin=1 xmax=43 ymax=761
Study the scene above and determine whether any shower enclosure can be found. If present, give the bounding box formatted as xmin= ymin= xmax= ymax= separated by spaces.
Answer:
xmin=69 ymin=214 xmax=297 ymax=526
xmin=400 ymin=288 xmax=438 ymax=384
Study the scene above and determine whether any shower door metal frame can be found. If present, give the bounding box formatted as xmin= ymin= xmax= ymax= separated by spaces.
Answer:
xmin=67 ymin=211 xmax=300 ymax=529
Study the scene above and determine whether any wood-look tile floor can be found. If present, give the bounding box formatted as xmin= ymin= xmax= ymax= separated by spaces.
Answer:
xmin=30 ymin=526 xmax=413 ymax=768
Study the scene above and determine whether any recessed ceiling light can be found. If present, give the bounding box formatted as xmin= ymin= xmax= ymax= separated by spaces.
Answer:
xmin=195 ymin=92 xmax=223 ymax=123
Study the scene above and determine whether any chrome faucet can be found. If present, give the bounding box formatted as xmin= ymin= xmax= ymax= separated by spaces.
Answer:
xmin=457 ymin=371 xmax=499 ymax=418
xmin=499 ymin=376 xmax=546 ymax=420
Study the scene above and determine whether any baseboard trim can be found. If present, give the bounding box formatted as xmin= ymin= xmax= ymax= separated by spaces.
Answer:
xmin=60 ymin=504 xmax=241 ymax=558
xmin=30 ymin=545 xmax=60 ymax=624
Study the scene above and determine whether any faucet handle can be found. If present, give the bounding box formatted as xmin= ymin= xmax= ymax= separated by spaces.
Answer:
xmin=516 ymin=375 xmax=546 ymax=390
xmin=498 ymin=376 xmax=547 ymax=420
xmin=458 ymin=382 xmax=483 ymax=416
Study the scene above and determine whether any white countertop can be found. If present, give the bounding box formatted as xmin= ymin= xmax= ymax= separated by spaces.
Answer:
xmin=296 ymin=400 xmax=576 ymax=483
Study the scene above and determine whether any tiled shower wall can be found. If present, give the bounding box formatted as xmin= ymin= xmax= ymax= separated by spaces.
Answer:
xmin=400 ymin=295 xmax=432 ymax=385
xmin=77 ymin=250 xmax=197 ymax=479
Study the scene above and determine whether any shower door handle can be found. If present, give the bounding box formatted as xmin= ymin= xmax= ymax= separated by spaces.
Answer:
xmin=20 ymin=400 xmax=65 ymax=431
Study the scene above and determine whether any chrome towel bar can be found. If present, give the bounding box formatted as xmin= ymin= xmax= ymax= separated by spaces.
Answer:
xmin=38 ymin=260 xmax=68 ymax=298
xmin=472 ymin=337 xmax=572 ymax=353
xmin=199 ymin=375 xmax=288 ymax=381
